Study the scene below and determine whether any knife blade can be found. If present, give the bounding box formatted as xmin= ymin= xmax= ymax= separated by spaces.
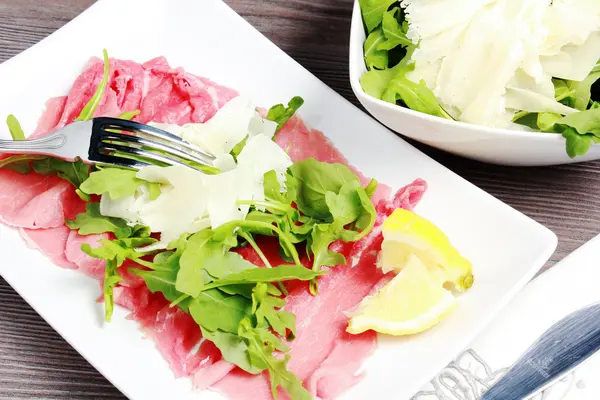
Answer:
xmin=480 ymin=301 xmax=600 ymax=400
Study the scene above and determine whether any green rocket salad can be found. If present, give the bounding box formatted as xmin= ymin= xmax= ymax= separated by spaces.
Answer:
xmin=359 ymin=0 xmax=600 ymax=158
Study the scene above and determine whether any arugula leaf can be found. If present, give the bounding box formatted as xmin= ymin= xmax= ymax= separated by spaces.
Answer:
xmin=80 ymin=168 xmax=144 ymax=199
xmin=0 ymin=154 xmax=47 ymax=174
xmin=537 ymin=113 xmax=562 ymax=132
xmin=266 ymin=96 xmax=304 ymax=133
xmin=359 ymin=62 xmax=405 ymax=99
xmin=201 ymin=266 xmax=324 ymax=291
xmin=189 ymin=289 xmax=252 ymax=333
xmin=177 ymin=233 xmax=254 ymax=297
xmin=75 ymin=49 xmax=110 ymax=121
xmin=238 ymin=318 xmax=311 ymax=400
xmin=82 ymin=239 xmax=138 ymax=321
xmin=134 ymin=267 xmax=187 ymax=306
xmin=557 ymin=108 xmax=600 ymax=137
xmin=378 ymin=8 xmax=412 ymax=51
xmin=117 ymin=110 xmax=141 ymax=120
xmin=252 ymin=282 xmax=296 ymax=339
xmin=382 ymin=71 xmax=451 ymax=119
xmin=81 ymin=238 xmax=143 ymax=267
xmin=364 ymin=28 xmax=388 ymax=70
xmin=82 ymin=235 xmax=156 ymax=320
xmin=289 ymin=158 xmax=360 ymax=220
xmin=310 ymin=223 xmax=347 ymax=268
xmin=66 ymin=203 xmax=132 ymax=239
xmin=358 ymin=0 xmax=397 ymax=33
xmin=263 ymin=170 xmax=295 ymax=205
xmin=562 ymin=128 xmax=594 ymax=158
xmin=103 ymin=259 xmax=122 ymax=322
xmin=230 ymin=136 xmax=248 ymax=161
xmin=148 ymin=182 xmax=161 ymax=200
xmin=566 ymin=70 xmax=600 ymax=110
xmin=308 ymin=181 xmax=376 ymax=294
xmin=365 ymin=178 xmax=378 ymax=199
xmin=6 ymin=114 xmax=26 ymax=140
xmin=31 ymin=157 xmax=90 ymax=188
xmin=201 ymin=328 xmax=262 ymax=374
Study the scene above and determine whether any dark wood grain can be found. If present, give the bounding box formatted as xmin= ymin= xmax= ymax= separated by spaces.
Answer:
xmin=0 ymin=0 xmax=599 ymax=398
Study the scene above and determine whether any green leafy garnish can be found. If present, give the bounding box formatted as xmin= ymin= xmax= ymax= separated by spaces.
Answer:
xmin=562 ymin=128 xmax=595 ymax=158
xmin=266 ymin=96 xmax=304 ymax=132
xmin=289 ymin=158 xmax=360 ymax=220
xmin=382 ymin=73 xmax=451 ymax=119
xmin=82 ymin=232 xmax=155 ymax=322
xmin=32 ymin=157 xmax=90 ymax=188
xmin=358 ymin=0 xmax=397 ymax=33
xmin=252 ymin=282 xmax=296 ymax=339
xmin=79 ymin=168 xmax=144 ymax=199
xmin=201 ymin=266 xmax=324 ymax=291
xmin=117 ymin=110 xmax=141 ymax=120
xmin=238 ymin=318 xmax=311 ymax=400
xmin=566 ymin=70 xmax=600 ymax=111
xmin=6 ymin=114 xmax=26 ymax=140
xmin=364 ymin=28 xmax=388 ymax=70
xmin=75 ymin=48 xmax=110 ymax=121
xmin=66 ymin=203 xmax=133 ymax=239
xmin=379 ymin=8 xmax=411 ymax=51
xmin=0 ymin=154 xmax=47 ymax=173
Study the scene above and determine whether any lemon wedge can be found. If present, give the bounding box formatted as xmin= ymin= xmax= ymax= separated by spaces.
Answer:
xmin=378 ymin=208 xmax=474 ymax=291
xmin=347 ymin=254 xmax=456 ymax=335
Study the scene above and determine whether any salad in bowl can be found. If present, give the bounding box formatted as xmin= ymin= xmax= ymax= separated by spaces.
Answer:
xmin=350 ymin=0 xmax=600 ymax=165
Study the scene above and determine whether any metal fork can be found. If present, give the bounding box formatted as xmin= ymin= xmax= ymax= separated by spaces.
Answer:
xmin=0 ymin=117 xmax=215 ymax=170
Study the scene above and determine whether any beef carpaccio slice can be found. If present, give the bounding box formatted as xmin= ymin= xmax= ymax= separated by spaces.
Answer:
xmin=0 ymin=56 xmax=427 ymax=399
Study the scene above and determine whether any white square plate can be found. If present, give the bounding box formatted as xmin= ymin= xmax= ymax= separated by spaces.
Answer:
xmin=0 ymin=0 xmax=557 ymax=399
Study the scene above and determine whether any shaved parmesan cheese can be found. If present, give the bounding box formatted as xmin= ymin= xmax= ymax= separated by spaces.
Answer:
xmin=401 ymin=0 xmax=600 ymax=128
xmin=149 ymin=95 xmax=277 ymax=156
xmin=99 ymin=133 xmax=291 ymax=247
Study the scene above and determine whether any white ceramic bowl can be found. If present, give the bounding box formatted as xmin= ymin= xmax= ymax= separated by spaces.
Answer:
xmin=349 ymin=0 xmax=600 ymax=166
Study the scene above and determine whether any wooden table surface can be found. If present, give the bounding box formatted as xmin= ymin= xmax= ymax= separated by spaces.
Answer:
xmin=1 ymin=0 xmax=599 ymax=398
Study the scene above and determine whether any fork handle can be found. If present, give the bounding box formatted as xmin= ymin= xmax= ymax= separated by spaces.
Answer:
xmin=0 ymin=135 xmax=67 ymax=154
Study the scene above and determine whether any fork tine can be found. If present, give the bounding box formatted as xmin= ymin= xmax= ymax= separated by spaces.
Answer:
xmin=99 ymin=143 xmax=206 ymax=171
xmin=92 ymin=117 xmax=215 ymax=161
xmin=90 ymin=152 xmax=151 ymax=170
xmin=99 ymin=132 xmax=214 ymax=167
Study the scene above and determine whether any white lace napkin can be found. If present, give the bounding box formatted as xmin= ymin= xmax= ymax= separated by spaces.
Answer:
xmin=412 ymin=234 xmax=600 ymax=400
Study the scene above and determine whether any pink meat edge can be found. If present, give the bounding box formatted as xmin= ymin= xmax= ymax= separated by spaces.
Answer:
xmin=307 ymin=331 xmax=378 ymax=400
xmin=192 ymin=359 xmax=236 ymax=390
xmin=31 ymin=96 xmax=67 ymax=138
xmin=19 ymin=226 xmax=77 ymax=270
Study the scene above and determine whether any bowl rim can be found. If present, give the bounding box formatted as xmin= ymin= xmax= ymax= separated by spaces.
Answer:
xmin=348 ymin=0 xmax=569 ymax=143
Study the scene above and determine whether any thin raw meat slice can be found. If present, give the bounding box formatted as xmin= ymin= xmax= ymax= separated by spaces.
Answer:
xmin=54 ymin=57 xmax=147 ymax=129
xmin=64 ymin=231 xmax=109 ymax=280
xmin=171 ymin=69 xmax=238 ymax=123
xmin=19 ymin=226 xmax=76 ymax=270
xmin=378 ymin=178 xmax=427 ymax=215
xmin=151 ymin=305 xmax=206 ymax=377
xmin=139 ymin=61 xmax=192 ymax=124
xmin=307 ymin=331 xmax=377 ymax=399
xmin=0 ymin=171 xmax=73 ymax=229
xmin=138 ymin=57 xmax=237 ymax=124
xmin=114 ymin=284 xmax=223 ymax=379
xmin=192 ymin=359 xmax=236 ymax=390
xmin=32 ymin=96 xmax=67 ymax=138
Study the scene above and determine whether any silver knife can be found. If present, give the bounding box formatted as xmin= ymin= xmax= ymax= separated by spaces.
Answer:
xmin=481 ymin=301 xmax=600 ymax=400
